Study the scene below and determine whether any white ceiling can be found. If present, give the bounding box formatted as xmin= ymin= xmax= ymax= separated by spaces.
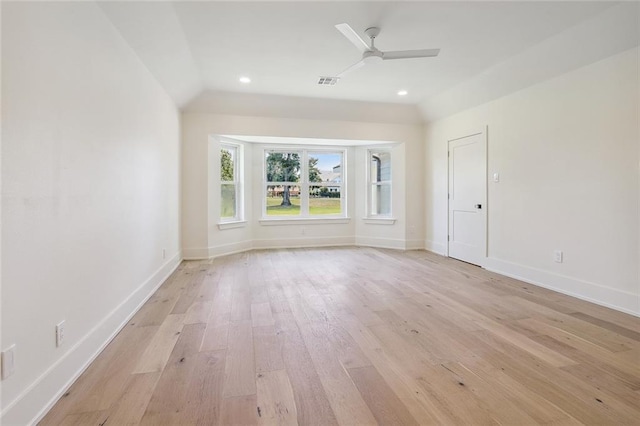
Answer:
xmin=98 ymin=1 xmax=638 ymax=120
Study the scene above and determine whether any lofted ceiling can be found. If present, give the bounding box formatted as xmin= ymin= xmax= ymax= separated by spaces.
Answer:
xmin=98 ymin=1 xmax=638 ymax=121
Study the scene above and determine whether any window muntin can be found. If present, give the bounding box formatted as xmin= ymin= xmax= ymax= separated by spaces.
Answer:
xmin=220 ymin=143 xmax=242 ymax=221
xmin=368 ymin=150 xmax=392 ymax=217
xmin=264 ymin=149 xmax=345 ymax=218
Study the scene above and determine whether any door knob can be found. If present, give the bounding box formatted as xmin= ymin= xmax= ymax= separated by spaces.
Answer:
xmin=475 ymin=204 xmax=482 ymax=209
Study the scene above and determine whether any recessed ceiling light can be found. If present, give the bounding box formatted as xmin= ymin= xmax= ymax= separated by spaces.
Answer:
xmin=397 ymin=90 xmax=408 ymax=96
xmin=239 ymin=76 xmax=251 ymax=84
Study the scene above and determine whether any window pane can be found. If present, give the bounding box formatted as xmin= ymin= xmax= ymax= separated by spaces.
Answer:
xmin=266 ymin=152 xmax=300 ymax=182
xmin=221 ymin=147 xmax=235 ymax=181
xmin=370 ymin=183 xmax=391 ymax=216
xmin=266 ymin=185 xmax=300 ymax=216
xmin=221 ymin=184 xmax=236 ymax=218
xmin=308 ymin=152 xmax=342 ymax=184
xmin=370 ymin=151 xmax=391 ymax=183
xmin=309 ymin=186 xmax=341 ymax=215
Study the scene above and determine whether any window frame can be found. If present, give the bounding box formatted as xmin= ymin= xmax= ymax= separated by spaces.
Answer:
xmin=262 ymin=147 xmax=347 ymax=220
xmin=219 ymin=141 xmax=244 ymax=224
xmin=366 ymin=148 xmax=393 ymax=219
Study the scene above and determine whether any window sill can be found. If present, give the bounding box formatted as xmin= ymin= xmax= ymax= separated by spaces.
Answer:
xmin=362 ymin=217 xmax=396 ymax=225
xmin=217 ymin=220 xmax=247 ymax=230
xmin=259 ymin=217 xmax=351 ymax=226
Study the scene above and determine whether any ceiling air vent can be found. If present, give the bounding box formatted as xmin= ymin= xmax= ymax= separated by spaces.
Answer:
xmin=317 ymin=76 xmax=339 ymax=86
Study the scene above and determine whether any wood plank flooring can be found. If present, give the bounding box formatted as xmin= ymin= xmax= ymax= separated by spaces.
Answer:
xmin=40 ymin=247 xmax=640 ymax=425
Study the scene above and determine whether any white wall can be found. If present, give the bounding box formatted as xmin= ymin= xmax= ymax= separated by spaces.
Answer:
xmin=181 ymin=113 xmax=424 ymax=258
xmin=1 ymin=3 xmax=181 ymax=424
xmin=425 ymin=47 xmax=640 ymax=315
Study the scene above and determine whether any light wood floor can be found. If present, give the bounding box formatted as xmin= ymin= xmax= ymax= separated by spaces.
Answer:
xmin=41 ymin=247 xmax=640 ymax=425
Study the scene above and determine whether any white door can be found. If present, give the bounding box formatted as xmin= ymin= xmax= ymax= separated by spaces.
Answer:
xmin=448 ymin=132 xmax=486 ymax=266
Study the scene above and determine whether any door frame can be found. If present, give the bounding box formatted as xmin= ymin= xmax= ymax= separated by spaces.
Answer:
xmin=446 ymin=126 xmax=488 ymax=266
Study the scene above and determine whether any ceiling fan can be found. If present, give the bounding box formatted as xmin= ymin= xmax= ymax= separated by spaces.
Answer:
xmin=334 ymin=23 xmax=440 ymax=78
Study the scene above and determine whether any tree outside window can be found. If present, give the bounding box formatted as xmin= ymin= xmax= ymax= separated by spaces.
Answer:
xmin=264 ymin=149 xmax=344 ymax=217
xmin=220 ymin=144 xmax=241 ymax=221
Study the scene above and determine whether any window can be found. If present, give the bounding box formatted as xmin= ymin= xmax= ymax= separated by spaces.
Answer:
xmin=220 ymin=143 xmax=242 ymax=222
xmin=264 ymin=149 xmax=345 ymax=218
xmin=367 ymin=149 xmax=392 ymax=217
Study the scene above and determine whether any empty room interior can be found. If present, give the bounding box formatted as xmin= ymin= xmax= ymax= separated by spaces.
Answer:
xmin=2 ymin=1 xmax=640 ymax=425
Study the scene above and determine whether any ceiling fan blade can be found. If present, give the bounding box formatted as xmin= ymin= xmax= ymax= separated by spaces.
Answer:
xmin=383 ymin=48 xmax=440 ymax=60
xmin=337 ymin=59 xmax=366 ymax=78
xmin=335 ymin=23 xmax=370 ymax=52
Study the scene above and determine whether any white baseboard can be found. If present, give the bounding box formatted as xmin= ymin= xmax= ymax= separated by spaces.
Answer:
xmin=253 ymin=236 xmax=354 ymax=250
xmin=405 ymin=239 xmax=425 ymax=250
xmin=355 ymin=236 xmax=406 ymax=250
xmin=187 ymin=236 xmax=418 ymax=259
xmin=208 ymin=240 xmax=253 ymax=258
xmin=484 ymin=257 xmax=640 ymax=317
xmin=0 ymin=252 xmax=183 ymax=426
xmin=424 ymin=239 xmax=446 ymax=255
xmin=182 ymin=247 xmax=210 ymax=260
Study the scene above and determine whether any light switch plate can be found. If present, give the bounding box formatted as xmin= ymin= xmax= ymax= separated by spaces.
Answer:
xmin=2 ymin=344 xmax=16 ymax=380
xmin=554 ymin=250 xmax=563 ymax=263
xmin=56 ymin=321 xmax=66 ymax=347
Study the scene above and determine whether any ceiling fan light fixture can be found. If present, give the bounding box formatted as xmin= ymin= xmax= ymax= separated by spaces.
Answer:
xmin=397 ymin=90 xmax=408 ymax=96
xmin=239 ymin=76 xmax=251 ymax=84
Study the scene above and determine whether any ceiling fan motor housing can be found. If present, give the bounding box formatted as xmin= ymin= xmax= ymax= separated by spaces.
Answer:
xmin=363 ymin=50 xmax=383 ymax=63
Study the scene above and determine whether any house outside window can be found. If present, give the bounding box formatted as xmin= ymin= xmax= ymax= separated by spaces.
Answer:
xmin=368 ymin=149 xmax=391 ymax=217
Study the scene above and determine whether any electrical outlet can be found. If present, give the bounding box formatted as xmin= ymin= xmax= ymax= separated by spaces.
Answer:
xmin=2 ymin=345 xmax=16 ymax=380
xmin=554 ymin=250 xmax=563 ymax=263
xmin=56 ymin=321 xmax=66 ymax=347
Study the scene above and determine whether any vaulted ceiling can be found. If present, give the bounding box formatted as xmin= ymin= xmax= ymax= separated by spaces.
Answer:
xmin=98 ymin=1 xmax=639 ymax=121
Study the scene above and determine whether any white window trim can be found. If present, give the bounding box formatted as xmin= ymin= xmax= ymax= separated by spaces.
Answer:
xmin=362 ymin=217 xmax=396 ymax=225
xmin=259 ymin=218 xmax=350 ymax=226
xmin=262 ymin=147 xmax=347 ymax=221
xmin=219 ymin=141 xmax=244 ymax=225
xmin=366 ymin=148 xmax=393 ymax=219
xmin=217 ymin=220 xmax=247 ymax=230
